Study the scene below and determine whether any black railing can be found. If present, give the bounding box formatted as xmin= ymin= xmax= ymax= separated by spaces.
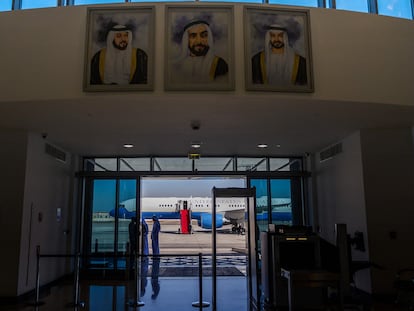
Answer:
xmin=31 ymin=246 xmax=211 ymax=310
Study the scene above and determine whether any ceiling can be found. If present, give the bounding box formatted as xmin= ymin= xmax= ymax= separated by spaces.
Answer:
xmin=1 ymin=94 xmax=414 ymax=158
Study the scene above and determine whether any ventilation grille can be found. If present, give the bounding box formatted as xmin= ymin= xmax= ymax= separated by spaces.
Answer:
xmin=45 ymin=143 xmax=67 ymax=163
xmin=319 ymin=142 xmax=342 ymax=162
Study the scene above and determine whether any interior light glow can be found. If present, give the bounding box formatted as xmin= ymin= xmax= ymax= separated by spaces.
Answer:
xmin=257 ymin=144 xmax=268 ymax=148
xmin=123 ymin=144 xmax=134 ymax=148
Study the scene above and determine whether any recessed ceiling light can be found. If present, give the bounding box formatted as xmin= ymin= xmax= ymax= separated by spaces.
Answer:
xmin=257 ymin=144 xmax=268 ymax=148
xmin=123 ymin=144 xmax=134 ymax=148
xmin=191 ymin=142 xmax=202 ymax=148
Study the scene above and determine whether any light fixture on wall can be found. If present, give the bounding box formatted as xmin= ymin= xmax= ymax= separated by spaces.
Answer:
xmin=123 ymin=143 xmax=134 ymax=148
xmin=257 ymin=143 xmax=268 ymax=148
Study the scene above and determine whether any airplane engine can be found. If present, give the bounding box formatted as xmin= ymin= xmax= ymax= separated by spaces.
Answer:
xmin=199 ymin=213 xmax=223 ymax=229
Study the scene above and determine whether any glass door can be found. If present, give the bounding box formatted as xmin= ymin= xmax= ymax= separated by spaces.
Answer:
xmin=248 ymin=177 xmax=303 ymax=309
xmin=84 ymin=178 xmax=137 ymax=273
xmin=117 ymin=179 xmax=138 ymax=269
xmin=88 ymin=179 xmax=116 ymax=270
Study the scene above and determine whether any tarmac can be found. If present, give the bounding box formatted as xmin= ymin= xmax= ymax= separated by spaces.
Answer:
xmin=143 ymin=219 xmax=248 ymax=276
xmin=147 ymin=219 xmax=247 ymax=255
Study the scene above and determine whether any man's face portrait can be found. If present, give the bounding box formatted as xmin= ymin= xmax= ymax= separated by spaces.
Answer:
xmin=187 ymin=24 xmax=209 ymax=57
xmin=113 ymin=31 xmax=129 ymax=50
xmin=269 ymin=30 xmax=285 ymax=50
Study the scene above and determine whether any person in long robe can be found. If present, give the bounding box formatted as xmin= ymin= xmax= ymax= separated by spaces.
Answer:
xmin=151 ymin=215 xmax=161 ymax=255
xmin=90 ymin=24 xmax=148 ymax=85
xmin=252 ymin=24 xmax=307 ymax=86
xmin=172 ymin=20 xmax=228 ymax=84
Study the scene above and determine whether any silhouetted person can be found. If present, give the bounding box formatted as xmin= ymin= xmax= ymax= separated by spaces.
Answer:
xmin=142 ymin=218 xmax=149 ymax=256
xmin=140 ymin=256 xmax=149 ymax=297
xmin=151 ymin=215 xmax=161 ymax=255
xmin=151 ymin=257 xmax=160 ymax=299
xmin=129 ymin=217 xmax=138 ymax=268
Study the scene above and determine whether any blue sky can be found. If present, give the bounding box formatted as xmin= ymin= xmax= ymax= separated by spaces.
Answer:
xmin=141 ymin=178 xmax=246 ymax=197
xmin=2 ymin=0 xmax=412 ymax=19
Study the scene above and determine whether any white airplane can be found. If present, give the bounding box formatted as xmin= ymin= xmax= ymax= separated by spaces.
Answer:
xmin=109 ymin=196 xmax=292 ymax=230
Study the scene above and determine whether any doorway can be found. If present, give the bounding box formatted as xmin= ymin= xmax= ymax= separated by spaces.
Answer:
xmin=82 ymin=177 xmax=249 ymax=267
xmin=81 ymin=174 xmax=301 ymax=310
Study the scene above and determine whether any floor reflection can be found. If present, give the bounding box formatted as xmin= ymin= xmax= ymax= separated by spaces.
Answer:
xmin=0 ymin=272 xmax=247 ymax=311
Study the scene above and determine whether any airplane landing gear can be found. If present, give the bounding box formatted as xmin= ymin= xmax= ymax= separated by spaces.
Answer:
xmin=232 ymin=224 xmax=245 ymax=235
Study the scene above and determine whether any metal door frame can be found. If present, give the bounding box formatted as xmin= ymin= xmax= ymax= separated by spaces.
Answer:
xmin=212 ymin=187 xmax=257 ymax=311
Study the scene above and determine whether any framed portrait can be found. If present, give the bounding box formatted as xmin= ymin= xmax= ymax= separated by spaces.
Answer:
xmin=165 ymin=5 xmax=235 ymax=91
xmin=244 ymin=7 xmax=314 ymax=92
xmin=83 ymin=7 xmax=154 ymax=92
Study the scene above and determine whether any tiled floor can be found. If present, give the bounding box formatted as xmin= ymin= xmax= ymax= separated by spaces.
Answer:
xmin=0 ymin=275 xmax=248 ymax=311
xmin=0 ymin=252 xmax=411 ymax=311
xmin=1 ymin=274 xmax=413 ymax=311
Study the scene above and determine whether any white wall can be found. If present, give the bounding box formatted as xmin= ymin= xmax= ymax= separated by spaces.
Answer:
xmin=360 ymin=128 xmax=414 ymax=294
xmin=15 ymin=133 xmax=74 ymax=296
xmin=0 ymin=130 xmax=28 ymax=297
xmin=314 ymin=131 xmax=371 ymax=293
xmin=314 ymin=128 xmax=414 ymax=295
xmin=0 ymin=5 xmax=413 ymax=107
xmin=0 ymin=129 xmax=77 ymax=297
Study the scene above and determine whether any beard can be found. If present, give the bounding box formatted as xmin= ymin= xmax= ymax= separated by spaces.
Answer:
xmin=270 ymin=40 xmax=284 ymax=49
xmin=113 ymin=40 xmax=128 ymax=51
xmin=189 ymin=44 xmax=209 ymax=57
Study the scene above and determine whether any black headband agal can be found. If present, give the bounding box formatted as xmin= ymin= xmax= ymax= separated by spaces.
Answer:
xmin=109 ymin=25 xmax=130 ymax=32
xmin=265 ymin=25 xmax=287 ymax=32
xmin=183 ymin=20 xmax=209 ymax=31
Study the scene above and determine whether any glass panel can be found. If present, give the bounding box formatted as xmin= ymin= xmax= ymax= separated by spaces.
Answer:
xmin=270 ymin=179 xmax=292 ymax=225
xmin=335 ymin=0 xmax=369 ymax=12
xmin=0 ymin=0 xmax=12 ymax=11
xmin=269 ymin=158 xmax=302 ymax=171
xmin=84 ymin=158 xmax=117 ymax=171
xmin=132 ymin=0 xmax=193 ymax=1
xmin=117 ymin=179 xmax=137 ymax=270
xmin=326 ymin=0 xmax=333 ymax=8
xmin=237 ymin=157 xmax=267 ymax=171
xmin=378 ymin=0 xmax=413 ymax=19
xmin=249 ymin=180 xmax=267 ymax=307
xmin=250 ymin=179 xmax=269 ymax=232
xmin=91 ymin=179 xmax=116 ymax=269
xmin=153 ymin=157 xmax=193 ymax=171
xmin=202 ymin=0 xmax=262 ymax=2
xmin=269 ymin=0 xmax=319 ymax=7
xmin=194 ymin=157 xmax=234 ymax=171
xmin=120 ymin=158 xmax=150 ymax=171
xmin=269 ymin=158 xmax=290 ymax=171
xmin=21 ymin=0 xmax=57 ymax=9
xmin=74 ymin=0 xmax=124 ymax=4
